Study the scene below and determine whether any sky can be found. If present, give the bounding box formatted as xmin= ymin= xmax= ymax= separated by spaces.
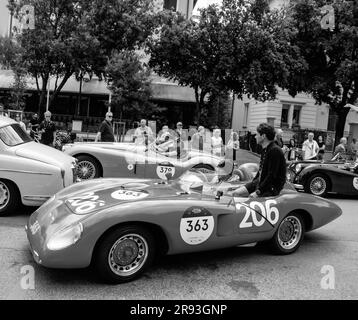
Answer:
xmin=0 ymin=0 xmax=10 ymax=37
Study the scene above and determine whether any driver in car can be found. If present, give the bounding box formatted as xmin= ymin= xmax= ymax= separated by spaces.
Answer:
xmin=227 ymin=123 xmax=286 ymax=198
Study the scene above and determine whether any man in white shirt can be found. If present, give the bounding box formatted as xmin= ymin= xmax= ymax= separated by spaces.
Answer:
xmin=134 ymin=119 xmax=154 ymax=145
xmin=302 ymin=132 xmax=319 ymax=160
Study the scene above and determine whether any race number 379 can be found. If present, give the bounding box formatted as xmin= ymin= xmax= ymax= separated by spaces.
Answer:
xmin=236 ymin=199 xmax=280 ymax=228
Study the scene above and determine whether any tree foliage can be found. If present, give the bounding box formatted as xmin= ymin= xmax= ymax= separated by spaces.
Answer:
xmin=6 ymin=0 xmax=161 ymax=115
xmin=287 ymin=0 xmax=358 ymax=144
xmin=106 ymin=50 xmax=155 ymax=120
xmin=147 ymin=0 xmax=307 ymax=124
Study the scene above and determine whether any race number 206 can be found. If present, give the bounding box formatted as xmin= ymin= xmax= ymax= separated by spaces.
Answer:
xmin=237 ymin=199 xmax=280 ymax=228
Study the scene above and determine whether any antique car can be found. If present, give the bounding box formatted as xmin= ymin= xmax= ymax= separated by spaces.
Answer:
xmin=287 ymin=153 xmax=358 ymax=197
xmin=0 ymin=116 xmax=78 ymax=216
xmin=26 ymin=160 xmax=342 ymax=283
xmin=62 ymin=140 xmax=260 ymax=181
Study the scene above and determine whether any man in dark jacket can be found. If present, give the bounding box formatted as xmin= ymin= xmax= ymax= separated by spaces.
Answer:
xmin=230 ymin=123 xmax=287 ymax=197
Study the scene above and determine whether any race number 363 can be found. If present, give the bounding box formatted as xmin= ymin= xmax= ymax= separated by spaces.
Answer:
xmin=180 ymin=207 xmax=214 ymax=245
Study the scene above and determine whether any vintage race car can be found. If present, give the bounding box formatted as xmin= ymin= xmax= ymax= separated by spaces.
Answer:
xmin=0 ymin=116 xmax=78 ymax=216
xmin=26 ymin=161 xmax=342 ymax=283
xmin=62 ymin=140 xmax=259 ymax=181
xmin=287 ymin=155 xmax=358 ymax=197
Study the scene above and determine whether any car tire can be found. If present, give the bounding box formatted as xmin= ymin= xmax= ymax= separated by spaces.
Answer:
xmin=76 ymin=155 xmax=101 ymax=180
xmin=193 ymin=164 xmax=215 ymax=174
xmin=94 ymin=225 xmax=156 ymax=283
xmin=0 ymin=179 xmax=20 ymax=216
xmin=305 ymin=173 xmax=330 ymax=197
xmin=269 ymin=213 xmax=305 ymax=255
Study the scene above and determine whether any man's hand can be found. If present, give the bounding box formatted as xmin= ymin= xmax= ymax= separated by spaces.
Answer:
xmin=250 ymin=191 xmax=259 ymax=198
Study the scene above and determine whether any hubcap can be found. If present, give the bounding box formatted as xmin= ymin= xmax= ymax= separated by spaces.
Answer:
xmin=278 ymin=216 xmax=302 ymax=250
xmin=77 ymin=161 xmax=96 ymax=180
xmin=108 ymin=234 xmax=148 ymax=277
xmin=310 ymin=176 xmax=326 ymax=195
xmin=0 ymin=182 xmax=10 ymax=210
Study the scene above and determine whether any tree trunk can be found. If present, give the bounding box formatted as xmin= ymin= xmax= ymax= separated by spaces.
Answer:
xmin=333 ymin=105 xmax=350 ymax=148
xmin=38 ymin=76 xmax=48 ymax=116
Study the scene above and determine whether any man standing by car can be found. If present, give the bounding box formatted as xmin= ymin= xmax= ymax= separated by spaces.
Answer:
xmin=302 ymin=132 xmax=319 ymax=160
xmin=333 ymin=137 xmax=347 ymax=158
xmin=229 ymin=123 xmax=287 ymax=197
xmin=134 ymin=119 xmax=154 ymax=146
xmin=29 ymin=113 xmax=39 ymax=139
xmin=38 ymin=111 xmax=57 ymax=147
xmin=95 ymin=112 xmax=115 ymax=142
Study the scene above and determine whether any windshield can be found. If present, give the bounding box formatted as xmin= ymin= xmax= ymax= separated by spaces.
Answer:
xmin=0 ymin=124 xmax=32 ymax=147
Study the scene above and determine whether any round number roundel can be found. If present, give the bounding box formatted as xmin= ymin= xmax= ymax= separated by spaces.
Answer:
xmin=180 ymin=207 xmax=214 ymax=245
xmin=111 ymin=190 xmax=149 ymax=201
xmin=156 ymin=163 xmax=175 ymax=180
xmin=353 ymin=177 xmax=358 ymax=191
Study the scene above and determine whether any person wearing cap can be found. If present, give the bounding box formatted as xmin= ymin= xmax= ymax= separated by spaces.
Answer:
xmin=95 ymin=112 xmax=115 ymax=142
xmin=38 ymin=111 xmax=57 ymax=146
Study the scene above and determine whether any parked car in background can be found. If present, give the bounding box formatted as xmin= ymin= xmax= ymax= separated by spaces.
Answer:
xmin=287 ymin=153 xmax=358 ymax=197
xmin=62 ymin=140 xmax=260 ymax=181
xmin=0 ymin=116 xmax=78 ymax=216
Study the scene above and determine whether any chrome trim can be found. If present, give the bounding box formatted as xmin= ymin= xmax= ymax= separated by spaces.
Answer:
xmin=0 ymin=169 xmax=52 ymax=175
xmin=293 ymin=184 xmax=304 ymax=190
xmin=23 ymin=196 xmax=51 ymax=202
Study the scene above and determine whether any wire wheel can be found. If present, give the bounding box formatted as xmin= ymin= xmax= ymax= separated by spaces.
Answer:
xmin=278 ymin=216 xmax=303 ymax=250
xmin=0 ymin=181 xmax=10 ymax=210
xmin=309 ymin=175 xmax=328 ymax=196
xmin=108 ymin=234 xmax=149 ymax=277
xmin=77 ymin=160 xmax=97 ymax=180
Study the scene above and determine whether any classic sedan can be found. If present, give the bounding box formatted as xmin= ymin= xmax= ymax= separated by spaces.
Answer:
xmin=62 ymin=140 xmax=259 ymax=181
xmin=26 ymin=161 xmax=341 ymax=283
xmin=287 ymin=155 xmax=358 ymax=197
xmin=0 ymin=116 xmax=77 ymax=216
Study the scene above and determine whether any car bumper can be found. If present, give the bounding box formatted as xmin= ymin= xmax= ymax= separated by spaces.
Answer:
xmin=293 ymin=183 xmax=304 ymax=190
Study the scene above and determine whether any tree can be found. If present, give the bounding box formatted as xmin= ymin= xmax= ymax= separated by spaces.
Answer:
xmin=106 ymin=50 xmax=156 ymax=120
xmin=287 ymin=0 xmax=358 ymax=145
xmin=6 ymin=0 xmax=162 ymax=115
xmin=147 ymin=0 xmax=306 ymax=125
xmin=0 ymin=36 xmax=28 ymax=110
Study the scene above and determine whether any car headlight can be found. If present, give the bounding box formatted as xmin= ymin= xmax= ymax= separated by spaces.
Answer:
xmin=295 ymin=164 xmax=302 ymax=173
xmin=46 ymin=223 xmax=83 ymax=251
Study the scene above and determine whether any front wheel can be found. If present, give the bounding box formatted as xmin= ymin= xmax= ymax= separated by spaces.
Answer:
xmin=76 ymin=155 xmax=101 ymax=180
xmin=305 ymin=173 xmax=330 ymax=197
xmin=0 ymin=179 xmax=20 ymax=216
xmin=269 ymin=213 xmax=305 ymax=255
xmin=93 ymin=225 xmax=156 ymax=283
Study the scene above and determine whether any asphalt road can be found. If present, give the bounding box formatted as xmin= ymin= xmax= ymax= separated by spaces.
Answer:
xmin=0 ymin=197 xmax=357 ymax=300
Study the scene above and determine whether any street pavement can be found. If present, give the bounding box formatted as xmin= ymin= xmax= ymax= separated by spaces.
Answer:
xmin=0 ymin=197 xmax=357 ymax=300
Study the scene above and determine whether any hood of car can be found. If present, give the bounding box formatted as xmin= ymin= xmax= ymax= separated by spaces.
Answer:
xmin=15 ymin=141 xmax=74 ymax=167
xmin=56 ymin=178 xmax=186 ymax=215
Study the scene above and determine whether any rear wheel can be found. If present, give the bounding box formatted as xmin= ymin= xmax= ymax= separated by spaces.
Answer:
xmin=269 ymin=213 xmax=305 ymax=255
xmin=94 ymin=225 xmax=156 ymax=283
xmin=305 ymin=173 xmax=330 ymax=197
xmin=0 ymin=179 xmax=20 ymax=216
xmin=76 ymin=155 xmax=101 ymax=180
